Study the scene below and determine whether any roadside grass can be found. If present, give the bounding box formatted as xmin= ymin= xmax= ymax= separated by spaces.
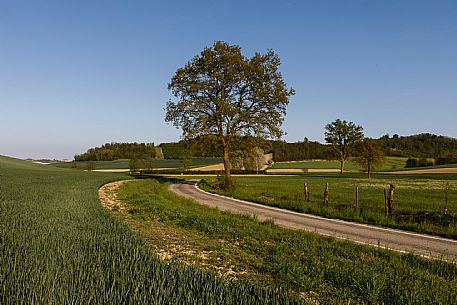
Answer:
xmin=270 ymin=156 xmax=407 ymax=171
xmin=115 ymin=179 xmax=457 ymax=305
xmin=200 ymin=173 xmax=457 ymax=238
xmin=50 ymin=157 xmax=223 ymax=170
xmin=0 ymin=156 xmax=303 ymax=304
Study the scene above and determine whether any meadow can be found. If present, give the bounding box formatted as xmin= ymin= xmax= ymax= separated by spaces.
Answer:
xmin=200 ymin=173 xmax=457 ymax=238
xmin=269 ymin=156 xmax=408 ymax=171
xmin=50 ymin=157 xmax=223 ymax=170
xmin=0 ymin=155 xmax=302 ymax=304
xmin=114 ymin=179 xmax=457 ymax=304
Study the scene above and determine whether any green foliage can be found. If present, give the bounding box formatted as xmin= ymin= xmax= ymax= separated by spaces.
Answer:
xmin=325 ymin=119 xmax=364 ymax=173
xmin=435 ymin=154 xmax=457 ymax=166
xmin=166 ymin=41 xmax=294 ymax=190
xmin=379 ymin=133 xmax=457 ymax=158
xmin=0 ymin=156 xmax=303 ymax=304
xmin=271 ymin=140 xmax=335 ymax=162
xmin=354 ymin=139 xmax=385 ymax=178
xmin=180 ymin=154 xmax=192 ymax=169
xmin=75 ymin=142 xmax=160 ymax=161
xmin=119 ymin=180 xmax=457 ymax=304
xmin=405 ymin=158 xmax=435 ymax=168
xmin=160 ymin=136 xmax=224 ymax=159
xmin=86 ymin=160 xmax=96 ymax=171
xmin=202 ymin=175 xmax=457 ymax=238
xmin=166 ymin=41 xmax=294 ymax=140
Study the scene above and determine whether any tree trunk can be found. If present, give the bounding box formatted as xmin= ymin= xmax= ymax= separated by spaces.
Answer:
xmin=221 ymin=140 xmax=233 ymax=191
xmin=340 ymin=159 xmax=344 ymax=174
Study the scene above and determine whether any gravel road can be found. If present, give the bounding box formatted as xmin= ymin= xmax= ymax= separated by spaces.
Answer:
xmin=169 ymin=180 xmax=457 ymax=261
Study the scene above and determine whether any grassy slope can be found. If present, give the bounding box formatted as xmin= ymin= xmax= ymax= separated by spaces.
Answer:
xmin=201 ymin=174 xmax=457 ymax=238
xmin=0 ymin=156 xmax=302 ymax=305
xmin=51 ymin=157 xmax=223 ymax=170
xmin=117 ymin=180 xmax=457 ymax=305
xmin=270 ymin=157 xmax=407 ymax=171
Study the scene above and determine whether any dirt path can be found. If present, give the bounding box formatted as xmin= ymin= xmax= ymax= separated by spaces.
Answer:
xmin=266 ymin=168 xmax=343 ymax=173
xmin=98 ymin=180 xmax=131 ymax=211
xmin=169 ymin=180 xmax=457 ymax=261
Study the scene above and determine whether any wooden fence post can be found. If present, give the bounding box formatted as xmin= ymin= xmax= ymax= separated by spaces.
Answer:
xmin=304 ymin=182 xmax=310 ymax=203
xmin=384 ymin=188 xmax=388 ymax=215
xmin=355 ymin=186 xmax=359 ymax=211
xmin=323 ymin=182 xmax=329 ymax=204
xmin=387 ymin=183 xmax=395 ymax=215
xmin=444 ymin=182 xmax=450 ymax=215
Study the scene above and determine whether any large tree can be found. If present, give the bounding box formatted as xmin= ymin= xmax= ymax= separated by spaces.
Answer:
xmin=324 ymin=119 xmax=364 ymax=173
xmin=355 ymin=138 xmax=384 ymax=178
xmin=166 ymin=41 xmax=294 ymax=190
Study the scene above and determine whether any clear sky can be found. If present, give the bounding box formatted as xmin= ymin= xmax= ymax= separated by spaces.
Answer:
xmin=1 ymin=0 xmax=456 ymax=159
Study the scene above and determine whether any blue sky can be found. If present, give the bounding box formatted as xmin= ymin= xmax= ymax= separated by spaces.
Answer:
xmin=1 ymin=0 xmax=456 ymax=159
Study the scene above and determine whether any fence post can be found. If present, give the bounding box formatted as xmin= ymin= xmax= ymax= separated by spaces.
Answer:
xmin=384 ymin=188 xmax=388 ymax=215
xmin=444 ymin=182 xmax=450 ymax=215
xmin=387 ymin=183 xmax=395 ymax=215
xmin=355 ymin=186 xmax=359 ymax=211
xmin=323 ymin=182 xmax=329 ymax=204
xmin=304 ymin=182 xmax=309 ymax=202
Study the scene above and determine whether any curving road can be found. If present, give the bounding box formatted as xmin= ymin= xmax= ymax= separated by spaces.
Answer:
xmin=169 ymin=180 xmax=457 ymax=261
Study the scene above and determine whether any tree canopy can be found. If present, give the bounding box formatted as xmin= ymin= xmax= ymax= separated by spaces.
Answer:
xmin=166 ymin=41 xmax=294 ymax=189
xmin=324 ymin=119 xmax=364 ymax=173
xmin=74 ymin=142 xmax=160 ymax=161
xmin=354 ymin=138 xmax=384 ymax=178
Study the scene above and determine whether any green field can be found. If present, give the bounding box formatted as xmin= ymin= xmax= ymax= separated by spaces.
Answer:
xmin=270 ymin=157 xmax=408 ymax=171
xmin=0 ymin=155 xmax=302 ymax=304
xmin=201 ymin=174 xmax=457 ymax=238
xmin=114 ymin=179 xmax=457 ymax=304
xmin=50 ymin=157 xmax=223 ymax=170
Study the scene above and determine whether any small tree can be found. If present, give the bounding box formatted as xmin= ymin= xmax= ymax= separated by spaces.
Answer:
xmin=166 ymin=41 xmax=294 ymax=190
xmin=143 ymin=158 xmax=154 ymax=170
xmin=250 ymin=147 xmax=265 ymax=174
xmin=129 ymin=158 xmax=140 ymax=172
xmin=180 ymin=153 xmax=192 ymax=170
xmin=86 ymin=161 xmax=96 ymax=171
xmin=355 ymin=139 xmax=384 ymax=178
xmin=325 ymin=119 xmax=364 ymax=173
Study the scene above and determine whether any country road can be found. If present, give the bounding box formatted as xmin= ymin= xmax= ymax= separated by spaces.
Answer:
xmin=169 ymin=180 xmax=457 ymax=261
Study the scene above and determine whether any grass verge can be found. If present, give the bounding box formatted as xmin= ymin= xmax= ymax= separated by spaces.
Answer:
xmin=113 ymin=179 xmax=457 ymax=305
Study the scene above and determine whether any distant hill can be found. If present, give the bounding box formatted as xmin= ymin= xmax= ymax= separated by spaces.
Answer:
xmin=74 ymin=142 xmax=163 ymax=161
xmin=77 ymin=133 xmax=457 ymax=163
xmin=379 ymin=133 xmax=457 ymax=159
xmin=0 ymin=155 xmax=61 ymax=171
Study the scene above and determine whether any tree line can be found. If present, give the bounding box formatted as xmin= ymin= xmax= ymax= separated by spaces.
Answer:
xmin=379 ymin=133 xmax=457 ymax=159
xmin=74 ymin=142 xmax=162 ymax=161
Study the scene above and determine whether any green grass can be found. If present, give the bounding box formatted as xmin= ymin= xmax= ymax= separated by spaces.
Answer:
xmin=270 ymin=157 xmax=408 ymax=171
xmin=116 ymin=179 xmax=457 ymax=305
xmin=0 ymin=155 xmax=303 ymax=304
xmin=50 ymin=157 xmax=223 ymax=170
xmin=201 ymin=173 xmax=457 ymax=238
